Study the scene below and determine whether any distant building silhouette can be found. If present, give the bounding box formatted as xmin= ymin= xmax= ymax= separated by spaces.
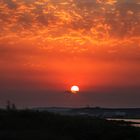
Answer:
xmin=6 ymin=100 xmax=17 ymax=111
xmin=6 ymin=100 xmax=11 ymax=110
xmin=12 ymin=103 xmax=16 ymax=110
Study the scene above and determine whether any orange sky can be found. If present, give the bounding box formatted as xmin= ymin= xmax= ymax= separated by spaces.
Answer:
xmin=0 ymin=0 xmax=140 ymax=107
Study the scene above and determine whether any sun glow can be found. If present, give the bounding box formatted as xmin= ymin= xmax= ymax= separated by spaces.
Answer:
xmin=71 ymin=85 xmax=79 ymax=94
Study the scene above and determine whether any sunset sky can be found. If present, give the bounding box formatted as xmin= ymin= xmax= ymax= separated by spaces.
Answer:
xmin=0 ymin=0 xmax=140 ymax=108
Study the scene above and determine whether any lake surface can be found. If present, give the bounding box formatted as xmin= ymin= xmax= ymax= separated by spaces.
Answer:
xmin=107 ymin=118 xmax=140 ymax=127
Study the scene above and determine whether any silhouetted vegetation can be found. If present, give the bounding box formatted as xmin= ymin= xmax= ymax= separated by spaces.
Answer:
xmin=0 ymin=109 xmax=140 ymax=140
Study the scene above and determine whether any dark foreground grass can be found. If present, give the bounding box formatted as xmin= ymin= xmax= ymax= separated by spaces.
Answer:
xmin=0 ymin=110 xmax=140 ymax=140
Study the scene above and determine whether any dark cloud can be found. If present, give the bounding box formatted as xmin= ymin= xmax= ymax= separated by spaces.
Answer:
xmin=5 ymin=0 xmax=17 ymax=9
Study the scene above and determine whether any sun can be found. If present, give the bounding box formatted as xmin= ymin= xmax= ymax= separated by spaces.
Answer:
xmin=71 ymin=85 xmax=79 ymax=94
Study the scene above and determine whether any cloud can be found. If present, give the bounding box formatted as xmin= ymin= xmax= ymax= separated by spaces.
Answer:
xmin=0 ymin=0 xmax=139 ymax=58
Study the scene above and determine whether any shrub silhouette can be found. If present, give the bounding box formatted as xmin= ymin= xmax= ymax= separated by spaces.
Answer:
xmin=0 ymin=109 xmax=140 ymax=140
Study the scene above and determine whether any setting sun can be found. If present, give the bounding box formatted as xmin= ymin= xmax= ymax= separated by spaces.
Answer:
xmin=71 ymin=86 xmax=79 ymax=94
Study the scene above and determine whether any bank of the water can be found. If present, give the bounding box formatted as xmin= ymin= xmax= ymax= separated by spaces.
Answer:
xmin=107 ymin=118 xmax=140 ymax=127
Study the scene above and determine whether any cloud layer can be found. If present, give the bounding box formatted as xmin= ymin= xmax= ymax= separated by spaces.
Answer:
xmin=0 ymin=0 xmax=139 ymax=54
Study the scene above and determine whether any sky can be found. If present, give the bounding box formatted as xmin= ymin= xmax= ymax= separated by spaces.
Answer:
xmin=0 ymin=0 xmax=140 ymax=108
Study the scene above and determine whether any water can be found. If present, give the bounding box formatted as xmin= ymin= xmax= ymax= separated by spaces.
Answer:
xmin=107 ymin=118 xmax=140 ymax=127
